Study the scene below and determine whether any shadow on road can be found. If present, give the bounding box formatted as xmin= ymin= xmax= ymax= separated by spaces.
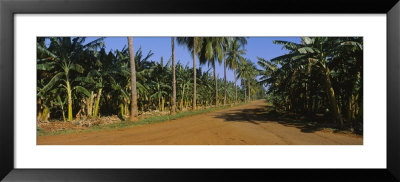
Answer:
xmin=213 ymin=105 xmax=336 ymax=133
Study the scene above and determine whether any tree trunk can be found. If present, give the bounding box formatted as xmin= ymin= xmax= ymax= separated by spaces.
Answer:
xmin=244 ymin=80 xmax=247 ymax=102
xmin=181 ymin=86 xmax=184 ymax=110
xmin=66 ymin=80 xmax=73 ymax=121
xmin=346 ymin=94 xmax=353 ymax=122
xmin=171 ymin=37 xmax=176 ymax=114
xmin=355 ymin=101 xmax=363 ymax=131
xmin=158 ymin=94 xmax=161 ymax=111
xmin=87 ymin=91 xmax=94 ymax=118
xmin=234 ymin=70 xmax=237 ymax=104
xmin=305 ymin=82 xmax=310 ymax=112
xmin=37 ymin=98 xmax=42 ymax=121
xmin=61 ymin=107 xmax=66 ymax=122
xmin=223 ymin=53 xmax=227 ymax=106
xmin=321 ymin=66 xmax=343 ymax=128
xmin=193 ymin=38 xmax=197 ymax=111
xmin=213 ymin=63 xmax=218 ymax=106
xmin=162 ymin=97 xmax=165 ymax=112
xmin=125 ymin=101 xmax=129 ymax=118
xmin=351 ymin=94 xmax=356 ymax=120
xmin=312 ymin=96 xmax=316 ymax=113
xmin=93 ymin=88 xmax=102 ymax=117
xmin=41 ymin=106 xmax=50 ymax=122
xmin=119 ymin=103 xmax=124 ymax=120
xmin=128 ymin=37 xmax=138 ymax=121
xmin=247 ymin=79 xmax=251 ymax=102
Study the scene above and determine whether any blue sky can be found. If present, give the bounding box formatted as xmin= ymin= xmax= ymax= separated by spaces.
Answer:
xmin=84 ymin=37 xmax=301 ymax=83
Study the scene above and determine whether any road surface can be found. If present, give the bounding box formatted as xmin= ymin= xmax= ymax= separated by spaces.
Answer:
xmin=37 ymin=100 xmax=362 ymax=145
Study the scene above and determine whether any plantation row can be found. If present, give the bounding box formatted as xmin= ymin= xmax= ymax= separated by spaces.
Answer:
xmin=37 ymin=37 xmax=363 ymax=131
xmin=258 ymin=37 xmax=363 ymax=130
xmin=37 ymin=37 xmax=265 ymax=122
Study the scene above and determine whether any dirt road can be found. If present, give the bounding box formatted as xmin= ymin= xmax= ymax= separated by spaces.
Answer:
xmin=37 ymin=100 xmax=362 ymax=145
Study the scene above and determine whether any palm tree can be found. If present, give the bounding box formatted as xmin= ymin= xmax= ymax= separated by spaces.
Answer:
xmin=198 ymin=37 xmax=224 ymax=107
xmin=226 ymin=38 xmax=247 ymax=103
xmin=171 ymin=37 xmax=177 ymax=114
xmin=127 ymin=37 xmax=138 ymax=121
xmin=219 ymin=37 xmax=231 ymax=106
xmin=176 ymin=37 xmax=202 ymax=110
xmin=133 ymin=47 xmax=154 ymax=112
xmin=98 ymin=46 xmax=153 ymax=118
xmin=236 ymin=59 xmax=257 ymax=102
xmin=246 ymin=61 xmax=257 ymax=102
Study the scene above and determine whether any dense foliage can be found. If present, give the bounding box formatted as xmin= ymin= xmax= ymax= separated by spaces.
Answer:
xmin=258 ymin=37 xmax=363 ymax=130
xmin=37 ymin=36 xmax=362 ymax=131
xmin=37 ymin=37 xmax=264 ymax=122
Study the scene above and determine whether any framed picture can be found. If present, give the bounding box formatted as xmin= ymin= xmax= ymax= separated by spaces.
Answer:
xmin=1 ymin=0 xmax=399 ymax=181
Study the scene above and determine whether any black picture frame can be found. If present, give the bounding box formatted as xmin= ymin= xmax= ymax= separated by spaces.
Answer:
xmin=1 ymin=0 xmax=399 ymax=181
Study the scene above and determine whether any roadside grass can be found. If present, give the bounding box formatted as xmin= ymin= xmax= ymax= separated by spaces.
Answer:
xmin=37 ymin=102 xmax=249 ymax=136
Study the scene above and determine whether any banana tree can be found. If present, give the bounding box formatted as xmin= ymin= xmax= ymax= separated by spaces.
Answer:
xmin=176 ymin=63 xmax=192 ymax=110
xmin=53 ymin=95 xmax=67 ymax=122
xmin=269 ymin=37 xmax=361 ymax=128
xmin=75 ymin=69 xmax=104 ymax=118
xmin=36 ymin=79 xmax=58 ymax=122
xmin=150 ymin=78 xmax=171 ymax=111
xmin=176 ymin=37 xmax=203 ymax=111
xmin=150 ymin=57 xmax=172 ymax=111
xmin=328 ymin=37 xmax=363 ymax=127
xmin=37 ymin=37 xmax=104 ymax=121
xmin=108 ymin=75 xmax=130 ymax=120
xmin=197 ymin=68 xmax=213 ymax=107
xmin=115 ymin=47 xmax=154 ymax=112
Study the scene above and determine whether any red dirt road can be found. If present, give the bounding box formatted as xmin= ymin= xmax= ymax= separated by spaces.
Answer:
xmin=37 ymin=100 xmax=362 ymax=145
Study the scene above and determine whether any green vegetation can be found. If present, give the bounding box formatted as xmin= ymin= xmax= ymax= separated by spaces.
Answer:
xmin=258 ymin=37 xmax=363 ymax=131
xmin=37 ymin=36 xmax=362 ymax=134
xmin=37 ymin=37 xmax=263 ymax=124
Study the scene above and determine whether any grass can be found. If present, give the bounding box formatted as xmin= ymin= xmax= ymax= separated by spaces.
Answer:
xmin=37 ymin=102 xmax=248 ymax=136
